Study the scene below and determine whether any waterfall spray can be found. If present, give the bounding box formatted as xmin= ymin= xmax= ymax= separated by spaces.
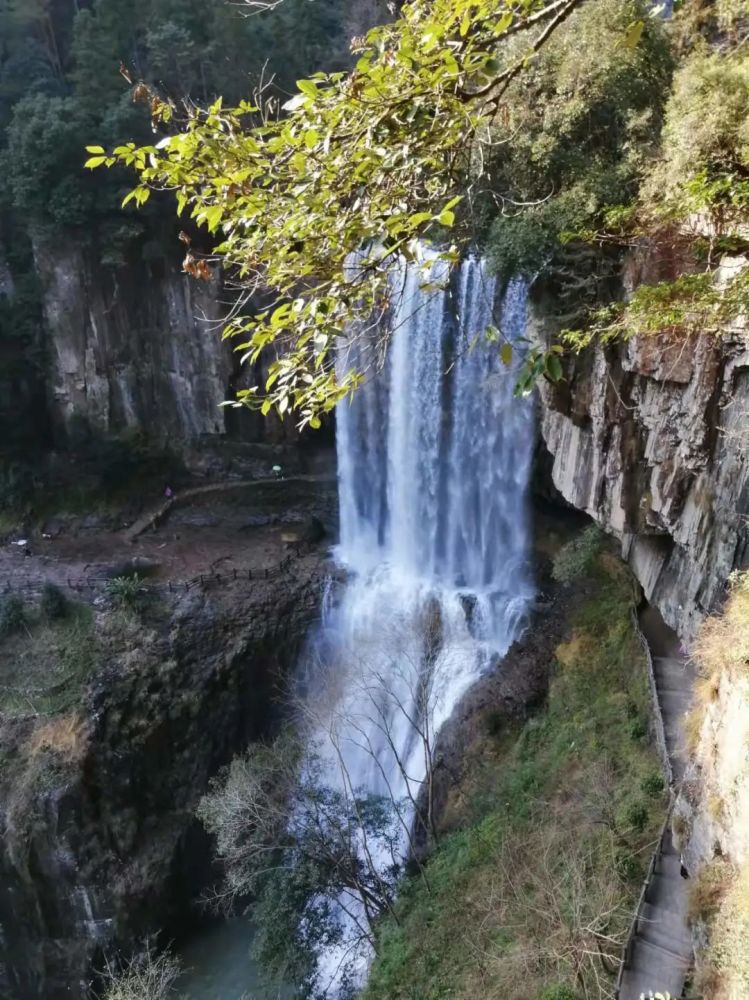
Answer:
xmin=303 ymin=253 xmax=535 ymax=993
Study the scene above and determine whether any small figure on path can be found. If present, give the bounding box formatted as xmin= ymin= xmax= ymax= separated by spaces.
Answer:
xmin=272 ymin=464 xmax=283 ymax=480
xmin=164 ymin=486 xmax=174 ymax=500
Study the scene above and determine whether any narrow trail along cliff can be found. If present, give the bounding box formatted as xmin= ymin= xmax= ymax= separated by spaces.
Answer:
xmin=123 ymin=473 xmax=335 ymax=542
xmin=619 ymin=610 xmax=696 ymax=1000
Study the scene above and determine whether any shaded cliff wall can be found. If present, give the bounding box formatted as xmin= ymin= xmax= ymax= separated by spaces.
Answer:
xmin=0 ymin=557 xmax=327 ymax=1000
xmin=0 ymin=224 xmax=50 ymax=461
xmin=676 ymin=669 xmax=749 ymax=874
xmin=34 ymin=235 xmax=234 ymax=446
xmin=534 ymin=301 xmax=749 ymax=641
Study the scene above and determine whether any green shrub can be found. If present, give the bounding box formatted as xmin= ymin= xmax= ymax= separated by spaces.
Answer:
xmin=552 ymin=524 xmax=605 ymax=585
xmin=615 ymin=851 xmax=640 ymax=882
xmin=643 ymin=49 xmax=749 ymax=211
xmin=106 ymin=574 xmax=142 ymax=609
xmin=629 ymin=716 xmax=647 ymax=741
xmin=0 ymin=594 xmax=25 ymax=637
xmin=480 ymin=0 xmax=672 ymax=296
xmin=40 ymin=582 xmax=68 ymax=622
xmin=624 ymin=802 xmax=649 ymax=834
xmin=541 ymin=987 xmax=580 ymax=1000
xmin=641 ymin=771 xmax=665 ymax=798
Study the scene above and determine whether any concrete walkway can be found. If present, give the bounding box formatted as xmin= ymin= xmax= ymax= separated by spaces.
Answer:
xmin=618 ymin=612 xmax=696 ymax=1000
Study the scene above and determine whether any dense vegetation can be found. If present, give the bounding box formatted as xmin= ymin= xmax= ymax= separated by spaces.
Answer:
xmin=0 ymin=0 xmax=357 ymax=235
xmin=96 ymin=0 xmax=749 ymax=423
xmin=5 ymin=1 xmax=747 ymax=437
xmin=362 ymin=543 xmax=664 ymax=999
xmin=98 ymin=0 xmax=663 ymax=424
xmin=0 ymin=0 xmax=376 ymax=473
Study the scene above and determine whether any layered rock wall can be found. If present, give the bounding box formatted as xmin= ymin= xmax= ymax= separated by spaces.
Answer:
xmin=536 ymin=311 xmax=749 ymax=640
xmin=676 ymin=668 xmax=749 ymax=874
xmin=34 ymin=237 xmax=232 ymax=445
xmin=0 ymin=559 xmax=327 ymax=999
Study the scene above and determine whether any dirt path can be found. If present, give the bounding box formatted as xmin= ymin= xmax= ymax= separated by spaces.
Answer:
xmin=618 ymin=610 xmax=696 ymax=1000
xmin=122 ymin=473 xmax=335 ymax=542
xmin=1 ymin=474 xmax=337 ymax=599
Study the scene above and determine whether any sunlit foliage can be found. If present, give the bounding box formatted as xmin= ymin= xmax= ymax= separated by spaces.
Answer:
xmin=95 ymin=0 xmax=606 ymax=426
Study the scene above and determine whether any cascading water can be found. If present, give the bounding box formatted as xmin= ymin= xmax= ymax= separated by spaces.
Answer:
xmin=304 ymin=252 xmax=536 ymax=993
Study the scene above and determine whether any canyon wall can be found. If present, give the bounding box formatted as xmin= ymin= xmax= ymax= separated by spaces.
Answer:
xmin=672 ymin=623 xmax=749 ymax=996
xmin=0 ymin=555 xmax=328 ymax=999
xmin=535 ymin=266 xmax=749 ymax=993
xmin=34 ymin=236 xmax=233 ymax=445
xmin=534 ymin=290 xmax=749 ymax=641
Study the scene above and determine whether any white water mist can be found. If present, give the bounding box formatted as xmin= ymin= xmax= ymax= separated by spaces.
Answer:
xmin=305 ymin=253 xmax=535 ymax=993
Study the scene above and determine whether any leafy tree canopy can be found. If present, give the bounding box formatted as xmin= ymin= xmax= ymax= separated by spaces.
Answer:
xmin=564 ymin=17 xmax=749 ymax=351
xmin=197 ymin=733 xmax=403 ymax=996
xmin=96 ymin=0 xmax=657 ymax=427
xmin=0 ymin=0 xmax=365 ymax=458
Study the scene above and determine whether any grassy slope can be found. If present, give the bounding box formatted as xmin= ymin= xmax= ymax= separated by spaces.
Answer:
xmin=364 ymin=551 xmax=666 ymax=1000
xmin=0 ymin=600 xmax=98 ymax=716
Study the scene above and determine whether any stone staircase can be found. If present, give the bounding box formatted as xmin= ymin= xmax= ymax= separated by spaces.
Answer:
xmin=618 ymin=826 xmax=693 ymax=999
xmin=617 ymin=622 xmax=696 ymax=1000
xmin=653 ymin=656 xmax=695 ymax=785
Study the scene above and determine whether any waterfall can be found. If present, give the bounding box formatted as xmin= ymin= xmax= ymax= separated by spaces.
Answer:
xmin=336 ymin=254 xmax=533 ymax=638
xmin=304 ymin=253 xmax=535 ymax=993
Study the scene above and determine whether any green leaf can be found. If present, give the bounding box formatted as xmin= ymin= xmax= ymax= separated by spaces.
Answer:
xmin=296 ymin=79 xmax=318 ymax=98
xmin=494 ymin=12 xmax=513 ymax=36
xmin=545 ymin=353 xmax=563 ymax=382
xmin=437 ymin=209 xmax=455 ymax=227
xmin=500 ymin=343 xmax=513 ymax=366
xmin=85 ymin=145 xmax=105 ymax=154
xmin=622 ymin=20 xmax=644 ymax=49
xmin=84 ymin=156 xmax=107 ymax=169
xmin=282 ymin=94 xmax=307 ymax=112
xmin=409 ymin=211 xmax=434 ymax=229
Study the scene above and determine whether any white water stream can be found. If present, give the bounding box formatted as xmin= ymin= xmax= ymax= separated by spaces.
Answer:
xmin=303 ymin=253 xmax=535 ymax=992
xmin=178 ymin=254 xmax=535 ymax=997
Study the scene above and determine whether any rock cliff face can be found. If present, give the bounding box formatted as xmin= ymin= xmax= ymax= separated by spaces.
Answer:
xmin=672 ymin=663 xmax=749 ymax=997
xmin=676 ymin=668 xmax=749 ymax=874
xmin=0 ymin=556 xmax=327 ymax=999
xmin=534 ymin=299 xmax=749 ymax=640
xmin=34 ymin=236 xmax=233 ymax=445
